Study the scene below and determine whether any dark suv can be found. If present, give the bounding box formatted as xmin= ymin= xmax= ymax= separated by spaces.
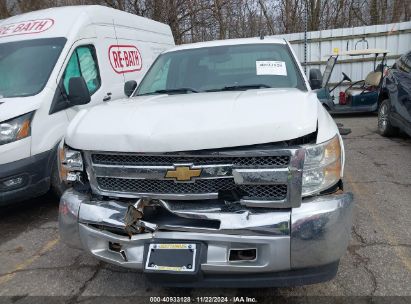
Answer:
xmin=378 ymin=51 xmax=411 ymax=137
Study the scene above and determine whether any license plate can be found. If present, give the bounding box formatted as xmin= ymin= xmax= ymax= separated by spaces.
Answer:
xmin=145 ymin=243 xmax=197 ymax=272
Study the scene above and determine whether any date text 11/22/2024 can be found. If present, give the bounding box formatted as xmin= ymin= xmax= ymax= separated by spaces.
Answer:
xmin=149 ymin=297 xmax=258 ymax=303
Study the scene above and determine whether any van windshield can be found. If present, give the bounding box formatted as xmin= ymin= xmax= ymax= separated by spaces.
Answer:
xmin=136 ymin=43 xmax=306 ymax=96
xmin=0 ymin=38 xmax=66 ymax=98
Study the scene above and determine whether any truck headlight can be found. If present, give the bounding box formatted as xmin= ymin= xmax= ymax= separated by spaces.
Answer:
xmin=0 ymin=112 xmax=33 ymax=146
xmin=58 ymin=140 xmax=84 ymax=183
xmin=302 ymin=134 xmax=342 ymax=196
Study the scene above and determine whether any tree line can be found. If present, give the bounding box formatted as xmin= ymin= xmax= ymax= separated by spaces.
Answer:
xmin=1 ymin=0 xmax=409 ymax=44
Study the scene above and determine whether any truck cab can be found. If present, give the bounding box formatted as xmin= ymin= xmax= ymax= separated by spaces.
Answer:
xmin=58 ymin=37 xmax=353 ymax=287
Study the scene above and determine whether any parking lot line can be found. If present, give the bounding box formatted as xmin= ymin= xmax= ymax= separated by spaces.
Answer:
xmin=0 ymin=237 xmax=60 ymax=285
xmin=346 ymin=172 xmax=411 ymax=272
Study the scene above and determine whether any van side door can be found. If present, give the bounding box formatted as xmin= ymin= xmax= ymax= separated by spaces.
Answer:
xmin=50 ymin=41 xmax=109 ymax=120
xmin=92 ymin=22 xmax=126 ymax=102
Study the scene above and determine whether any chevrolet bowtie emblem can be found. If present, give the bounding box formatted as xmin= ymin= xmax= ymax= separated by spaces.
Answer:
xmin=165 ymin=166 xmax=202 ymax=182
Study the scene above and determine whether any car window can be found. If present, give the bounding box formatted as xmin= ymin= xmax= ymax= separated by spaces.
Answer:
xmin=395 ymin=51 xmax=411 ymax=73
xmin=62 ymin=45 xmax=101 ymax=95
xmin=0 ymin=38 xmax=66 ymax=98
xmin=146 ymin=58 xmax=171 ymax=92
xmin=322 ymin=56 xmax=337 ymax=87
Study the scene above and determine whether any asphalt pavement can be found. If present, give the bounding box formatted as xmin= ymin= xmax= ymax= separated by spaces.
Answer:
xmin=0 ymin=114 xmax=410 ymax=302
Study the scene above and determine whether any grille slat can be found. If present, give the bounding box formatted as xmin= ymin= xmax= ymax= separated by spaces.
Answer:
xmin=96 ymin=177 xmax=287 ymax=200
xmin=92 ymin=154 xmax=290 ymax=168
xmin=97 ymin=177 xmax=235 ymax=194
xmin=240 ymin=185 xmax=288 ymax=201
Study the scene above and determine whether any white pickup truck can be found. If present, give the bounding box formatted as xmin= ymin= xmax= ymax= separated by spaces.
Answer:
xmin=58 ymin=37 xmax=354 ymax=287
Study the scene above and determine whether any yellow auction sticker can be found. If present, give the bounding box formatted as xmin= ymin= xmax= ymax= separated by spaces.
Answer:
xmin=157 ymin=266 xmax=184 ymax=271
xmin=158 ymin=244 xmax=190 ymax=249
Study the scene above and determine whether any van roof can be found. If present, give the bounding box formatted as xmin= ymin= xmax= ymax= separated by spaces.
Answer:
xmin=0 ymin=5 xmax=171 ymax=42
xmin=164 ymin=37 xmax=287 ymax=53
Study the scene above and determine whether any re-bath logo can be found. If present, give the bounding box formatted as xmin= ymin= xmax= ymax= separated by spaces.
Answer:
xmin=0 ymin=19 xmax=54 ymax=37
xmin=108 ymin=45 xmax=143 ymax=74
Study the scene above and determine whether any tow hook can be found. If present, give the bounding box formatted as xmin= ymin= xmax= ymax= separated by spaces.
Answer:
xmin=124 ymin=198 xmax=157 ymax=238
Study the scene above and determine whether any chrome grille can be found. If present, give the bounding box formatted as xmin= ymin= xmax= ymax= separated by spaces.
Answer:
xmin=96 ymin=177 xmax=288 ymax=200
xmin=91 ymin=154 xmax=290 ymax=168
xmin=86 ymin=148 xmax=305 ymax=208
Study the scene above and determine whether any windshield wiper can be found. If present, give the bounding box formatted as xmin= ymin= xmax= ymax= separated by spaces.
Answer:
xmin=138 ymin=88 xmax=198 ymax=96
xmin=206 ymin=84 xmax=272 ymax=92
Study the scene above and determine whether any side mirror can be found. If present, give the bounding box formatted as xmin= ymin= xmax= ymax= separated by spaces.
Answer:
xmin=309 ymin=69 xmax=323 ymax=90
xmin=124 ymin=80 xmax=138 ymax=97
xmin=67 ymin=77 xmax=91 ymax=105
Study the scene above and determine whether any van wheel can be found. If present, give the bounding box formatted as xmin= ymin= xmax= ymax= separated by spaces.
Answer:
xmin=378 ymin=99 xmax=398 ymax=137
xmin=50 ymin=156 xmax=68 ymax=198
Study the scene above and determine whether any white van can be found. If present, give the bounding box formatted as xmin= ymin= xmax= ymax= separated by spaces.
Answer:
xmin=0 ymin=5 xmax=174 ymax=205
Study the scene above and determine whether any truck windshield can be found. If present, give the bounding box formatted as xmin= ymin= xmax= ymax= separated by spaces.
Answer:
xmin=0 ymin=37 xmax=66 ymax=98
xmin=136 ymin=43 xmax=306 ymax=96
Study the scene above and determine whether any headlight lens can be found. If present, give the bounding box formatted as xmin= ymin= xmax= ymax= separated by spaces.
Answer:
xmin=58 ymin=140 xmax=84 ymax=183
xmin=0 ymin=112 xmax=33 ymax=146
xmin=302 ymin=135 xmax=342 ymax=196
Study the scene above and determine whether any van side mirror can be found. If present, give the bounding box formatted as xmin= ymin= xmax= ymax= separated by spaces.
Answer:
xmin=68 ymin=77 xmax=91 ymax=105
xmin=124 ymin=80 xmax=138 ymax=97
xmin=309 ymin=69 xmax=323 ymax=90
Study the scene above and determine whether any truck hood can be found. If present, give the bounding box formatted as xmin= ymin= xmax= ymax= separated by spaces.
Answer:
xmin=66 ymin=88 xmax=320 ymax=152
xmin=0 ymin=96 xmax=42 ymax=123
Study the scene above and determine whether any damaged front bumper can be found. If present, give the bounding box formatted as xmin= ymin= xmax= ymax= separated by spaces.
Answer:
xmin=59 ymin=189 xmax=353 ymax=287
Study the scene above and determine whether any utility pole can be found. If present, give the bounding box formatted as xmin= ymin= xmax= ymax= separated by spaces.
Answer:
xmin=304 ymin=0 xmax=308 ymax=75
